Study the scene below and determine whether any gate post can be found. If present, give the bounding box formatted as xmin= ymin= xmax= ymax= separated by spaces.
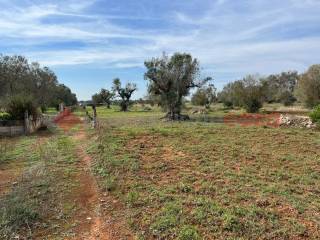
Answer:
xmin=24 ymin=110 xmax=29 ymax=135
xmin=92 ymin=105 xmax=97 ymax=128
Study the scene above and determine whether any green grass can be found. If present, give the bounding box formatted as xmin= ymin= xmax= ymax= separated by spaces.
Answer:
xmin=0 ymin=130 xmax=80 ymax=239
xmin=90 ymin=112 xmax=320 ymax=239
xmin=44 ymin=107 xmax=59 ymax=115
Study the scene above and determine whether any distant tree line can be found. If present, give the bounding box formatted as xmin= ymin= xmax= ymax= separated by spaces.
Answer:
xmin=92 ymin=52 xmax=320 ymax=117
xmin=217 ymin=65 xmax=320 ymax=112
xmin=0 ymin=55 xmax=77 ymax=119
xmin=91 ymin=78 xmax=137 ymax=112
xmin=0 ymin=55 xmax=78 ymax=109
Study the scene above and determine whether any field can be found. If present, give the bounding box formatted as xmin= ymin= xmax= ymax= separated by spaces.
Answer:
xmin=1 ymin=105 xmax=319 ymax=239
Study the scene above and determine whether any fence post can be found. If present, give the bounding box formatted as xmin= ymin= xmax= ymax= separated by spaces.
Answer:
xmin=59 ymin=103 xmax=64 ymax=113
xmin=92 ymin=105 xmax=97 ymax=128
xmin=24 ymin=110 xmax=29 ymax=135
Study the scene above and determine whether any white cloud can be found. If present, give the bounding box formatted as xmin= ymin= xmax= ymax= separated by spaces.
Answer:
xmin=1 ymin=0 xmax=320 ymax=88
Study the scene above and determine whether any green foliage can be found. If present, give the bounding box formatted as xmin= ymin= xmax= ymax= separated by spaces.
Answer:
xmin=260 ymin=71 xmax=298 ymax=105
xmin=0 ymin=112 xmax=12 ymax=121
xmin=218 ymin=75 xmax=263 ymax=113
xmin=178 ymin=225 xmax=201 ymax=240
xmin=126 ymin=191 xmax=140 ymax=206
xmin=92 ymin=88 xmax=114 ymax=108
xmin=243 ymin=96 xmax=262 ymax=113
xmin=295 ymin=65 xmax=320 ymax=108
xmin=191 ymin=85 xmax=216 ymax=108
xmin=105 ymin=175 xmax=117 ymax=192
xmin=0 ymin=194 xmax=39 ymax=235
xmin=6 ymin=95 xmax=39 ymax=120
xmin=150 ymin=202 xmax=182 ymax=237
xmin=0 ymin=55 xmax=77 ymax=108
xmin=310 ymin=105 xmax=320 ymax=126
xmin=112 ymin=78 xmax=137 ymax=111
xmin=144 ymin=52 xmax=212 ymax=119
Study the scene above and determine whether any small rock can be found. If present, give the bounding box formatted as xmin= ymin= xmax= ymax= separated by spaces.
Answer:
xmin=86 ymin=217 xmax=92 ymax=220
xmin=12 ymin=182 xmax=18 ymax=186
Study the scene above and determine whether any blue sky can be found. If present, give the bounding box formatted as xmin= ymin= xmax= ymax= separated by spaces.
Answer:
xmin=1 ymin=0 xmax=320 ymax=100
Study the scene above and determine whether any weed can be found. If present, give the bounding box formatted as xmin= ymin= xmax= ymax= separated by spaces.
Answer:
xmin=178 ymin=225 xmax=201 ymax=240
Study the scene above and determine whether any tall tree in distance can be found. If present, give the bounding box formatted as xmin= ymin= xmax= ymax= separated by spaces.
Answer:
xmin=0 ymin=54 xmax=77 ymax=113
xmin=112 ymin=78 xmax=137 ymax=111
xmin=261 ymin=71 xmax=298 ymax=106
xmin=144 ymin=52 xmax=212 ymax=120
xmin=191 ymin=84 xmax=217 ymax=108
xmin=92 ymin=88 xmax=114 ymax=108
xmin=218 ymin=75 xmax=264 ymax=113
xmin=295 ymin=65 xmax=320 ymax=108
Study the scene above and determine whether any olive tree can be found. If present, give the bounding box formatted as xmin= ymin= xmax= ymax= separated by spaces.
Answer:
xmin=260 ymin=71 xmax=298 ymax=106
xmin=191 ymin=85 xmax=217 ymax=108
xmin=112 ymin=78 xmax=137 ymax=111
xmin=295 ymin=65 xmax=320 ymax=108
xmin=144 ymin=53 xmax=212 ymax=120
xmin=218 ymin=75 xmax=264 ymax=113
xmin=0 ymin=55 xmax=77 ymax=112
xmin=92 ymin=88 xmax=114 ymax=108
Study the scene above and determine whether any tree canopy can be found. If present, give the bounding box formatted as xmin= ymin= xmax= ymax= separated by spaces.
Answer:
xmin=295 ymin=65 xmax=320 ymax=108
xmin=0 ymin=55 xmax=77 ymax=111
xmin=92 ymin=88 xmax=114 ymax=108
xmin=191 ymin=85 xmax=217 ymax=108
xmin=112 ymin=78 xmax=137 ymax=111
xmin=144 ymin=52 xmax=212 ymax=120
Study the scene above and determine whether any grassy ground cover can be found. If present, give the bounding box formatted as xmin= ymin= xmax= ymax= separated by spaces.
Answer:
xmin=89 ymin=113 xmax=320 ymax=239
xmin=0 ymin=129 xmax=81 ymax=239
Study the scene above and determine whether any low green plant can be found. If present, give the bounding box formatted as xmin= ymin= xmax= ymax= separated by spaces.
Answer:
xmin=126 ymin=191 xmax=140 ymax=206
xmin=105 ymin=175 xmax=117 ymax=192
xmin=6 ymin=95 xmax=39 ymax=120
xmin=178 ymin=225 xmax=201 ymax=240
xmin=150 ymin=202 xmax=182 ymax=237
xmin=310 ymin=105 xmax=320 ymax=126
xmin=0 ymin=112 xmax=12 ymax=121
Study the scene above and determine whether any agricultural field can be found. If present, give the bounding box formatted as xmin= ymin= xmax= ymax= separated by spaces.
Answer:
xmin=1 ymin=105 xmax=319 ymax=239
xmin=88 ymin=106 xmax=320 ymax=239
xmin=2 ymin=1 xmax=320 ymax=238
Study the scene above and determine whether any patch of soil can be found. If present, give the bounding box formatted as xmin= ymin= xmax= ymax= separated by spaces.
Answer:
xmin=0 ymin=165 xmax=23 ymax=196
xmin=56 ymin=112 xmax=133 ymax=240
xmin=224 ymin=113 xmax=281 ymax=127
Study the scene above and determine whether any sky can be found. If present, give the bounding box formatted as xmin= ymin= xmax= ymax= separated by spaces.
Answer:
xmin=1 ymin=0 xmax=320 ymax=100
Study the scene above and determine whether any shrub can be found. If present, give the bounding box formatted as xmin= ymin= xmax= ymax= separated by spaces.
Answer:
xmin=6 ymin=95 xmax=39 ymax=120
xmin=126 ymin=191 xmax=140 ymax=206
xmin=178 ymin=225 xmax=201 ymax=240
xmin=310 ymin=105 xmax=320 ymax=126
xmin=243 ymin=97 xmax=263 ymax=113
xmin=0 ymin=112 xmax=12 ymax=121
xmin=295 ymin=65 xmax=320 ymax=108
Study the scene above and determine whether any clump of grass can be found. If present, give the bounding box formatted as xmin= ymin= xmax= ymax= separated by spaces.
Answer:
xmin=126 ymin=191 xmax=140 ymax=207
xmin=0 ymin=186 xmax=40 ymax=239
xmin=0 ymin=162 xmax=48 ymax=239
xmin=178 ymin=225 xmax=201 ymax=240
xmin=150 ymin=202 xmax=182 ymax=238
xmin=105 ymin=175 xmax=117 ymax=192
xmin=0 ymin=138 xmax=12 ymax=164
xmin=1 ymin=131 xmax=80 ymax=239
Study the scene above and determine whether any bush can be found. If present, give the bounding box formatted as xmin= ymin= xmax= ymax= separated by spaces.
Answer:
xmin=243 ymin=97 xmax=263 ymax=113
xmin=310 ymin=105 xmax=320 ymax=126
xmin=6 ymin=95 xmax=39 ymax=120
xmin=0 ymin=112 xmax=12 ymax=121
xmin=178 ymin=225 xmax=201 ymax=240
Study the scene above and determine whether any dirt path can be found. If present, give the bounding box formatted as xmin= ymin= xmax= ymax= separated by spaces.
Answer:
xmin=56 ymin=113 xmax=111 ymax=240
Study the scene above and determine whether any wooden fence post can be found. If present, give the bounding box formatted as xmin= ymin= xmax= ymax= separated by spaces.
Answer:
xmin=24 ymin=110 xmax=29 ymax=134
xmin=92 ymin=105 xmax=97 ymax=128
